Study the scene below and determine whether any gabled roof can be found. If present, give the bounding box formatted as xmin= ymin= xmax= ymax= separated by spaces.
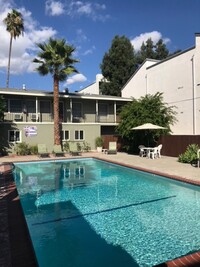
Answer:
xmin=121 ymin=58 xmax=160 ymax=91
xmin=121 ymin=45 xmax=195 ymax=92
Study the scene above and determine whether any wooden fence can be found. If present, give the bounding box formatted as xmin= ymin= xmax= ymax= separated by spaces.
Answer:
xmin=158 ymin=135 xmax=200 ymax=157
xmin=103 ymin=134 xmax=200 ymax=157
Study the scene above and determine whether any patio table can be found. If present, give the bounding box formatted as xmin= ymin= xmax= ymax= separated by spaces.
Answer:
xmin=142 ymin=147 xmax=155 ymax=158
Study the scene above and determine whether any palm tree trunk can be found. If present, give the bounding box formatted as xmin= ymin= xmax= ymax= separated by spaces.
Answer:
xmin=6 ymin=36 xmax=13 ymax=88
xmin=53 ymin=77 xmax=61 ymax=145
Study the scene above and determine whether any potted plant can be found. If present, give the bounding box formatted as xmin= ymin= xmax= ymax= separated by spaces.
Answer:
xmin=95 ymin=136 xmax=104 ymax=152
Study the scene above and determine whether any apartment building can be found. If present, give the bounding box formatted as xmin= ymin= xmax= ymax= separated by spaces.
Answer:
xmin=122 ymin=33 xmax=200 ymax=135
xmin=0 ymin=88 xmax=131 ymax=153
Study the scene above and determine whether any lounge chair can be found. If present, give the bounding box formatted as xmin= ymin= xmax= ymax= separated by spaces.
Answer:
xmin=53 ymin=145 xmax=65 ymax=157
xmin=38 ymin=144 xmax=49 ymax=158
xmin=197 ymin=149 xmax=200 ymax=168
xmin=69 ymin=142 xmax=81 ymax=156
xmin=106 ymin=141 xmax=117 ymax=155
xmin=138 ymin=145 xmax=146 ymax=157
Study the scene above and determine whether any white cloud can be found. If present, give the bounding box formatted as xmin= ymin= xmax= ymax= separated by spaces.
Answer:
xmin=76 ymin=29 xmax=88 ymax=42
xmin=67 ymin=1 xmax=110 ymax=21
xmin=82 ymin=45 xmax=96 ymax=56
xmin=66 ymin=73 xmax=87 ymax=85
xmin=0 ymin=3 xmax=57 ymax=75
xmin=45 ymin=0 xmax=65 ymax=16
xmin=131 ymin=31 xmax=171 ymax=51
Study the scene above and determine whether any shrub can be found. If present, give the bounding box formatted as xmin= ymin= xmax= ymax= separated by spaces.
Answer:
xmin=82 ymin=141 xmax=91 ymax=152
xmin=29 ymin=145 xmax=38 ymax=155
xmin=63 ymin=141 xmax=70 ymax=152
xmin=15 ymin=142 xmax=31 ymax=155
xmin=76 ymin=142 xmax=82 ymax=151
xmin=95 ymin=136 xmax=103 ymax=147
xmin=178 ymin=144 xmax=199 ymax=163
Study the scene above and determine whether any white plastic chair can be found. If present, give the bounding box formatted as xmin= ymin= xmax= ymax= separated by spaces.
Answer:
xmin=138 ymin=145 xmax=146 ymax=157
xmin=157 ymin=144 xmax=163 ymax=158
xmin=150 ymin=147 xmax=158 ymax=159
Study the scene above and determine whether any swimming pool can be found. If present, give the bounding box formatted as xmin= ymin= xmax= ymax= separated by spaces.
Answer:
xmin=14 ymin=158 xmax=200 ymax=267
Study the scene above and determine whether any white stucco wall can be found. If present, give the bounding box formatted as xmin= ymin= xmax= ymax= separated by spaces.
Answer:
xmin=122 ymin=59 xmax=159 ymax=98
xmin=78 ymin=74 xmax=105 ymax=95
xmin=121 ymin=34 xmax=200 ymax=135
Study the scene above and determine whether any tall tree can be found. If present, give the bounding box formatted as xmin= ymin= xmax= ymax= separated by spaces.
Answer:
xmin=136 ymin=38 xmax=170 ymax=64
xmin=0 ymin=95 xmax=6 ymax=121
xmin=155 ymin=39 xmax=169 ymax=60
xmin=136 ymin=38 xmax=156 ymax=64
xmin=3 ymin=9 xmax=24 ymax=88
xmin=33 ymin=38 xmax=79 ymax=145
xmin=100 ymin=35 xmax=137 ymax=96
xmin=116 ymin=92 xmax=177 ymax=152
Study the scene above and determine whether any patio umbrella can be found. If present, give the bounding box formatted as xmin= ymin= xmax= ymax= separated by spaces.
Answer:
xmin=131 ymin=123 xmax=166 ymax=130
xmin=131 ymin=123 xmax=166 ymax=146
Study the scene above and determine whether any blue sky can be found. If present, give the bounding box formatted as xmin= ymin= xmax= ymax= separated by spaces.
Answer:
xmin=0 ymin=0 xmax=200 ymax=93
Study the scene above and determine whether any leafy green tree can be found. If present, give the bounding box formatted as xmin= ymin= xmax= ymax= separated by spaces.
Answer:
xmin=33 ymin=38 xmax=79 ymax=145
xmin=136 ymin=38 xmax=170 ymax=64
xmin=3 ymin=9 xmax=24 ymax=88
xmin=0 ymin=95 xmax=6 ymax=121
xmin=136 ymin=38 xmax=155 ymax=64
xmin=116 ymin=92 xmax=177 ymax=152
xmin=100 ymin=35 xmax=137 ymax=96
xmin=145 ymin=38 xmax=155 ymax=59
xmin=155 ymin=39 xmax=169 ymax=60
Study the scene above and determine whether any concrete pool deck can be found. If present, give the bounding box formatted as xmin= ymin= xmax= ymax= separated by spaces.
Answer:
xmin=0 ymin=152 xmax=200 ymax=267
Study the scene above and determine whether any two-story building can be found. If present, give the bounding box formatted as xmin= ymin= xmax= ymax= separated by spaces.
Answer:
xmin=122 ymin=33 xmax=200 ymax=135
xmin=0 ymin=88 xmax=131 ymax=154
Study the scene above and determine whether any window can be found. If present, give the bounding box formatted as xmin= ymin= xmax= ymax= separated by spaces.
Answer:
xmin=8 ymin=130 xmax=21 ymax=142
xmin=40 ymin=101 xmax=51 ymax=113
xmin=72 ymin=102 xmax=82 ymax=118
xmin=26 ymin=100 xmax=36 ymax=113
xmin=99 ymin=103 xmax=108 ymax=116
xmin=61 ymin=130 xmax=70 ymax=141
xmin=74 ymin=130 xmax=84 ymax=140
xmin=10 ymin=99 xmax=22 ymax=113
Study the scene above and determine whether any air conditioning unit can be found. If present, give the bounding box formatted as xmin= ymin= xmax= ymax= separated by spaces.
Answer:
xmin=14 ymin=114 xmax=22 ymax=120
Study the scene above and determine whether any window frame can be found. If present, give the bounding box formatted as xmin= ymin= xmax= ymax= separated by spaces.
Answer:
xmin=98 ymin=103 xmax=109 ymax=117
xmin=9 ymin=99 xmax=23 ymax=113
xmin=61 ymin=130 xmax=70 ymax=141
xmin=72 ymin=102 xmax=82 ymax=119
xmin=74 ymin=130 xmax=84 ymax=141
xmin=8 ymin=130 xmax=21 ymax=143
xmin=39 ymin=100 xmax=51 ymax=113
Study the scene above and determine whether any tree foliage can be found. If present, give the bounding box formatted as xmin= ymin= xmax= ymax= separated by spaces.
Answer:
xmin=3 ymin=9 xmax=24 ymax=88
xmin=136 ymin=38 xmax=169 ymax=64
xmin=0 ymin=95 xmax=6 ymax=121
xmin=99 ymin=35 xmax=177 ymax=96
xmin=33 ymin=38 xmax=79 ymax=145
xmin=116 ymin=92 xmax=177 ymax=152
xmin=100 ymin=35 xmax=137 ymax=96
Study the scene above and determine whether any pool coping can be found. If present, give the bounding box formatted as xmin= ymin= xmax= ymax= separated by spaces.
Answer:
xmin=1 ymin=155 xmax=200 ymax=267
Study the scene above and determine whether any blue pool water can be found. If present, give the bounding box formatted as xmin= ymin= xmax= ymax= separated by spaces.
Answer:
xmin=14 ymin=158 xmax=200 ymax=267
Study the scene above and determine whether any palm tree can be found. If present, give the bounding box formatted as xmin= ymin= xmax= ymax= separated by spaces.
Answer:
xmin=3 ymin=9 xmax=24 ymax=88
xmin=33 ymin=38 xmax=79 ymax=145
